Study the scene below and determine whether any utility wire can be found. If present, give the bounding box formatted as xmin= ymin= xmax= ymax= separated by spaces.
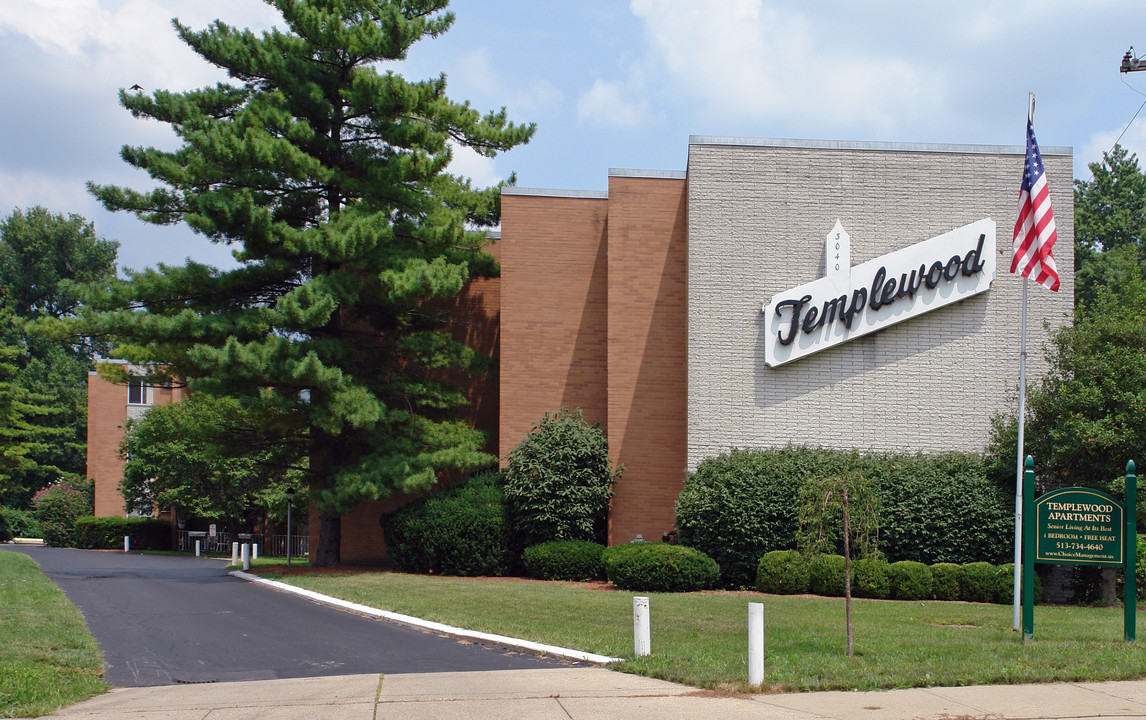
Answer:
xmin=1110 ymin=75 xmax=1146 ymax=154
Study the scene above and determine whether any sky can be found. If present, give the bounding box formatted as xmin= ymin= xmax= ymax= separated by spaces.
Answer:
xmin=2 ymin=0 xmax=1146 ymax=272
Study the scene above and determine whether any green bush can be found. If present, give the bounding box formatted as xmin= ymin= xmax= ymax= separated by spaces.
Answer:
xmin=756 ymin=550 xmax=810 ymax=594
xmin=959 ymin=562 xmax=996 ymax=603
xmin=0 ymin=511 xmax=7 ymax=542
xmin=853 ymin=557 xmax=891 ymax=599
xmin=930 ymin=562 xmax=963 ymax=600
xmin=31 ymin=478 xmax=92 ymax=547
xmin=0 ymin=506 xmax=38 ymax=539
xmin=603 ymin=542 xmax=720 ymax=592
xmin=503 ymin=409 xmax=620 ymax=549
xmin=522 ymin=540 xmax=605 ymax=581
xmin=675 ymin=448 xmax=1012 ymax=589
xmin=381 ymin=471 xmax=513 ymax=577
xmin=889 ymin=561 xmax=933 ymax=601
xmin=72 ymin=516 xmax=172 ymax=550
xmin=992 ymin=563 xmax=1043 ymax=605
xmin=808 ymin=554 xmax=846 ymax=596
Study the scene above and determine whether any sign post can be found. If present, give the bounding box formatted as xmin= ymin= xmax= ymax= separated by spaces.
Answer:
xmin=1023 ymin=456 xmax=1138 ymax=643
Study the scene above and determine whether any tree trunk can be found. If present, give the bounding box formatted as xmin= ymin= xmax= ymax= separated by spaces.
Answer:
xmin=843 ymin=484 xmax=853 ymax=657
xmin=313 ymin=512 xmax=341 ymax=567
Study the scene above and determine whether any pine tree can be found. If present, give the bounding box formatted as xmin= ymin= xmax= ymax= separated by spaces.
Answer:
xmin=0 ymin=338 xmax=69 ymax=497
xmin=72 ymin=0 xmax=534 ymax=565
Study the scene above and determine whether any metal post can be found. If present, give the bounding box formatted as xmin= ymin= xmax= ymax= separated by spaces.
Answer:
xmin=633 ymin=597 xmax=651 ymax=657
xmin=748 ymin=602 xmax=764 ymax=685
xmin=242 ymin=543 xmax=250 ymax=571
xmin=252 ymin=543 xmax=258 ymax=561
xmin=124 ymin=535 xmax=130 ymax=553
xmin=195 ymin=539 xmax=201 ymax=557
xmin=1022 ymin=456 xmax=1036 ymax=642
xmin=231 ymin=541 xmax=239 ymax=564
xmin=1126 ymin=460 xmax=1137 ymax=643
xmin=286 ymin=488 xmax=296 ymax=566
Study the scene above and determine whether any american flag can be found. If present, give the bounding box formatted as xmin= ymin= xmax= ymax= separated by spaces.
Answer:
xmin=1010 ymin=118 xmax=1060 ymax=291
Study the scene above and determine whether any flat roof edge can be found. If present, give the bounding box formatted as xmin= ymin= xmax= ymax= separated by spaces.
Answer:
xmin=688 ymin=135 xmax=1072 ymax=156
xmin=608 ymin=168 xmax=687 ymax=179
xmin=501 ymin=187 xmax=609 ymax=199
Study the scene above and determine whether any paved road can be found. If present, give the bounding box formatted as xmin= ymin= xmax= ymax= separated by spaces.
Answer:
xmin=5 ymin=546 xmax=567 ymax=687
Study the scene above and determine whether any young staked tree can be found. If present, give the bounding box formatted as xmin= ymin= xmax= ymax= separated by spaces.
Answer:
xmin=70 ymin=1 xmax=534 ymax=565
xmin=798 ymin=469 xmax=880 ymax=657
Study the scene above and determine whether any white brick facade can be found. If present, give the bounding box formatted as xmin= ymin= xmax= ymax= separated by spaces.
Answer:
xmin=686 ymin=137 xmax=1074 ymax=468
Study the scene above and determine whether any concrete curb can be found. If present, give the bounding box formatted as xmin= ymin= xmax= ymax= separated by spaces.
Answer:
xmin=230 ymin=570 xmax=624 ymax=666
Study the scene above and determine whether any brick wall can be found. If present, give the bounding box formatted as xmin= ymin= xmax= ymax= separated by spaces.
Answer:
xmin=605 ymin=173 xmax=688 ymax=544
xmin=499 ymin=191 xmax=610 ymax=458
xmin=686 ymin=138 xmax=1074 ymax=466
xmin=87 ymin=372 xmax=188 ymax=517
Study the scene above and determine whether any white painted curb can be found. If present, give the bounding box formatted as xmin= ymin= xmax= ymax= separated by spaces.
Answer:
xmin=230 ymin=570 xmax=623 ymax=666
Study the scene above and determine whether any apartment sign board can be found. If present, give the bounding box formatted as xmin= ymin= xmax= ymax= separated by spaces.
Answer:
xmin=763 ymin=218 xmax=997 ymax=367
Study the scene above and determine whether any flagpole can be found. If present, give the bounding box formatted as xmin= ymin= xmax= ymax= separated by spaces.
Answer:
xmin=1013 ymin=91 xmax=1035 ymax=631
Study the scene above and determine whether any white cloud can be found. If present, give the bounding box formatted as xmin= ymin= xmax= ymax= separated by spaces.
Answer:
xmin=577 ymin=78 xmax=648 ymax=128
xmin=447 ymin=141 xmax=503 ymax=188
xmin=452 ymin=48 xmax=562 ymax=117
xmin=626 ymin=0 xmax=937 ymax=134
xmin=1079 ymin=116 xmax=1146 ymax=179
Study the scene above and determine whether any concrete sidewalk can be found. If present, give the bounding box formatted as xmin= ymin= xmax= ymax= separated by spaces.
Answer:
xmin=41 ymin=668 xmax=1146 ymax=719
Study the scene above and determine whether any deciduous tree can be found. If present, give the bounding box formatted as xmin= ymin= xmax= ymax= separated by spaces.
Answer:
xmin=70 ymin=0 xmax=534 ymax=564
xmin=1074 ymin=146 xmax=1146 ymax=311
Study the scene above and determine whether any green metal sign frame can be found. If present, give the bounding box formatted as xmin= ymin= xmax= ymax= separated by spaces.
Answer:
xmin=1021 ymin=457 xmax=1137 ymax=644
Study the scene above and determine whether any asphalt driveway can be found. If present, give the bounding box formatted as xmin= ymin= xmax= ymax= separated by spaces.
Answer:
xmin=5 ymin=546 xmax=566 ymax=687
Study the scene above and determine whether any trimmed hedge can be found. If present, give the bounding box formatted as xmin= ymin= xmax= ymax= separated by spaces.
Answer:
xmin=73 ymin=516 xmax=172 ymax=550
xmin=931 ymin=563 xmax=963 ymax=600
xmin=676 ymin=447 xmax=1012 ymax=588
xmin=993 ymin=563 xmax=1043 ymax=604
xmin=603 ymin=543 xmax=720 ymax=592
xmin=888 ymin=561 xmax=933 ymax=601
xmin=523 ymin=540 xmax=605 ymax=581
xmin=809 ymin=554 xmax=846 ymax=596
xmin=959 ymin=562 xmax=996 ymax=603
xmin=381 ymin=471 xmax=513 ymax=577
xmin=853 ymin=558 xmax=891 ymax=599
xmin=756 ymin=550 xmax=810 ymax=594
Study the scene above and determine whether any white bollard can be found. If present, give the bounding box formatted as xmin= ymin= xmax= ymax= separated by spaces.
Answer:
xmin=232 ymin=542 xmax=239 ymax=564
xmin=633 ymin=596 xmax=651 ymax=657
xmin=252 ymin=543 xmax=258 ymax=561
xmin=241 ymin=543 xmax=250 ymax=571
xmin=748 ymin=602 xmax=765 ymax=686
xmin=195 ymin=539 xmax=201 ymax=557
xmin=124 ymin=535 xmax=130 ymax=553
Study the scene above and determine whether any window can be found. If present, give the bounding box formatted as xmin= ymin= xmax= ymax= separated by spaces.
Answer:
xmin=127 ymin=379 xmax=151 ymax=405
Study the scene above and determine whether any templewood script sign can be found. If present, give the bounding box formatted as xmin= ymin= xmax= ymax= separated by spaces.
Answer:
xmin=762 ymin=219 xmax=997 ymax=367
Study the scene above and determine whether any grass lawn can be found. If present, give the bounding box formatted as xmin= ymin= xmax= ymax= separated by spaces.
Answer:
xmin=0 ymin=550 xmax=107 ymax=717
xmin=259 ymin=566 xmax=1146 ymax=692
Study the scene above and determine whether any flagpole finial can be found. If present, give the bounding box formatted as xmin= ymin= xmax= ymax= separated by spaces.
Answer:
xmin=1028 ymin=92 xmax=1035 ymax=122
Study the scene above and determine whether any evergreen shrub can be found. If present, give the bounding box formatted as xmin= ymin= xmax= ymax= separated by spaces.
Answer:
xmin=930 ymin=563 xmax=962 ymax=600
xmin=889 ymin=561 xmax=933 ymax=600
xmin=675 ymin=447 xmax=1012 ymax=589
xmin=381 ymin=471 xmax=513 ymax=577
xmin=72 ymin=516 xmax=171 ymax=550
xmin=808 ymin=554 xmax=846 ymax=596
xmin=0 ymin=506 xmax=38 ymax=539
xmin=522 ymin=540 xmax=605 ymax=581
xmin=959 ymin=561 xmax=996 ymax=603
xmin=0 ymin=511 xmax=7 ymax=542
xmin=853 ymin=557 xmax=891 ymax=599
xmin=503 ymin=409 xmax=620 ymax=549
xmin=603 ymin=542 xmax=720 ymax=592
xmin=755 ymin=550 xmax=810 ymax=594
